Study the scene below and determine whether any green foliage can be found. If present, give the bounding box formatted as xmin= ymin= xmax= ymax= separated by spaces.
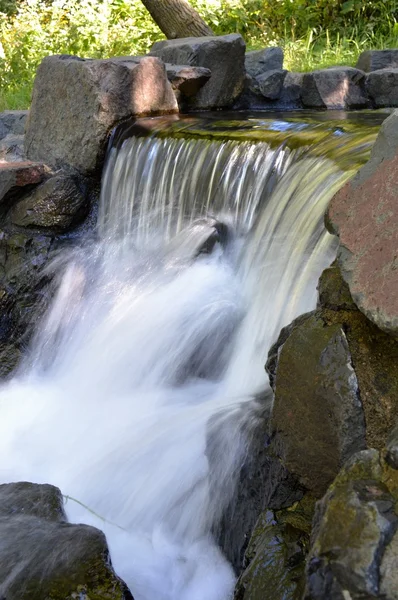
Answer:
xmin=0 ymin=0 xmax=397 ymax=110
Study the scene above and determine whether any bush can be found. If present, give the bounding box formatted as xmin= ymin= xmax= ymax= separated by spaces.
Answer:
xmin=0 ymin=0 xmax=397 ymax=109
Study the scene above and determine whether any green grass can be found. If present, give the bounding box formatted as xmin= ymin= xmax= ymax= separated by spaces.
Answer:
xmin=0 ymin=0 xmax=397 ymax=111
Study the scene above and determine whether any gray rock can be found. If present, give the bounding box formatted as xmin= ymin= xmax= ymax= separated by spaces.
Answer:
xmin=306 ymin=450 xmax=398 ymax=599
xmin=0 ymin=133 xmax=25 ymax=162
xmin=302 ymin=67 xmax=368 ymax=109
xmin=10 ymin=173 xmax=89 ymax=232
xmin=269 ymin=312 xmax=366 ymax=496
xmin=0 ymin=481 xmax=66 ymax=521
xmin=327 ymin=110 xmax=398 ymax=336
xmin=0 ymin=110 xmax=28 ymax=140
xmin=278 ymin=71 xmax=303 ymax=107
xmin=356 ymin=49 xmax=398 ymax=72
xmin=165 ymin=64 xmax=211 ymax=98
xmin=0 ymin=161 xmax=48 ymax=204
xmin=386 ymin=423 xmax=398 ymax=469
xmin=255 ymin=69 xmax=287 ymax=100
xmin=0 ymin=481 xmax=133 ymax=600
xmin=367 ymin=68 xmax=398 ymax=107
xmin=234 ymin=71 xmax=303 ymax=111
xmin=150 ymin=34 xmax=246 ymax=109
xmin=380 ymin=530 xmax=398 ymax=599
xmin=25 ymin=55 xmax=178 ymax=174
xmin=209 ymin=394 xmax=304 ymax=573
xmin=245 ymin=47 xmax=283 ymax=78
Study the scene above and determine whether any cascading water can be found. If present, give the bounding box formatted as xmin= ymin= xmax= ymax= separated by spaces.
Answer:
xmin=0 ymin=113 xmax=384 ymax=600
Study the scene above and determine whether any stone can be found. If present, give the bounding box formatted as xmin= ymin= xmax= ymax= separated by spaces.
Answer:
xmin=0 ymin=133 xmax=25 ymax=162
xmin=234 ymin=71 xmax=303 ymax=112
xmin=317 ymin=262 xmax=356 ymax=312
xmin=0 ymin=110 xmax=28 ymax=140
xmin=305 ymin=450 xmax=398 ymax=599
xmin=165 ymin=64 xmax=211 ymax=98
xmin=10 ymin=172 xmax=89 ymax=232
xmin=278 ymin=72 xmax=304 ymax=107
xmin=245 ymin=47 xmax=284 ymax=78
xmin=367 ymin=68 xmax=398 ymax=107
xmin=302 ymin=67 xmax=369 ymax=109
xmin=386 ymin=423 xmax=398 ymax=469
xmin=25 ymin=55 xmax=178 ymax=174
xmin=234 ymin=500 xmax=312 ymax=600
xmin=150 ymin=34 xmax=246 ymax=109
xmin=356 ymin=49 xmax=398 ymax=72
xmin=209 ymin=394 xmax=304 ymax=573
xmin=269 ymin=312 xmax=366 ymax=496
xmin=380 ymin=530 xmax=398 ymax=599
xmin=0 ymin=161 xmax=47 ymax=204
xmin=327 ymin=109 xmax=398 ymax=336
xmin=254 ymin=69 xmax=287 ymax=100
xmin=0 ymin=481 xmax=66 ymax=521
xmin=0 ymin=481 xmax=133 ymax=600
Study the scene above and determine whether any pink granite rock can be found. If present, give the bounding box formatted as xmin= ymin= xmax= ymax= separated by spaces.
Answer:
xmin=327 ymin=109 xmax=398 ymax=336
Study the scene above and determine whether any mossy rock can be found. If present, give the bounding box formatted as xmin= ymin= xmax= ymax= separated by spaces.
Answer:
xmin=235 ymin=495 xmax=315 ymax=600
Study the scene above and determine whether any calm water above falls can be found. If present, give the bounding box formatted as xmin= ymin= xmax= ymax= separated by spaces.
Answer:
xmin=0 ymin=112 xmax=388 ymax=600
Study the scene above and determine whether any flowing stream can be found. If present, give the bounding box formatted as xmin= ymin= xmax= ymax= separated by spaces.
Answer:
xmin=0 ymin=112 xmax=387 ymax=600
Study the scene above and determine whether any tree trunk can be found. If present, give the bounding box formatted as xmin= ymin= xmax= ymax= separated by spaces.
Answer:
xmin=141 ymin=0 xmax=214 ymax=39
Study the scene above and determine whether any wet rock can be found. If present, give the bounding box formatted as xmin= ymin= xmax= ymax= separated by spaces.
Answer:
xmin=150 ymin=34 xmax=246 ymax=109
xmin=367 ymin=68 xmax=398 ymax=107
xmin=305 ymin=449 xmax=398 ymax=599
xmin=269 ymin=312 xmax=366 ymax=496
xmin=269 ymin=264 xmax=398 ymax=457
xmin=0 ymin=481 xmax=133 ymax=600
xmin=327 ymin=109 xmax=398 ymax=336
xmin=0 ymin=161 xmax=48 ymax=204
xmin=0 ymin=110 xmax=28 ymax=140
xmin=356 ymin=49 xmax=398 ymax=72
xmin=0 ymin=133 xmax=25 ymax=162
xmin=235 ymin=498 xmax=313 ymax=600
xmin=245 ymin=47 xmax=284 ymax=78
xmin=254 ymin=69 xmax=287 ymax=100
xmin=10 ymin=172 xmax=89 ymax=232
xmin=210 ymin=394 xmax=305 ymax=573
xmin=25 ymin=55 xmax=178 ymax=174
xmin=165 ymin=64 xmax=211 ymax=99
xmin=316 ymin=263 xmax=356 ymax=312
xmin=302 ymin=67 xmax=368 ymax=109
xmin=0 ymin=481 xmax=66 ymax=521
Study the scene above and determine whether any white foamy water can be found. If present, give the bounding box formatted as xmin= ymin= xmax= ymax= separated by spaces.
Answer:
xmin=0 ymin=130 xmax=359 ymax=599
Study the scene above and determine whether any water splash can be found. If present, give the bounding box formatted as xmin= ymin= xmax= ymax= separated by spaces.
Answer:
xmin=0 ymin=116 xmax=378 ymax=600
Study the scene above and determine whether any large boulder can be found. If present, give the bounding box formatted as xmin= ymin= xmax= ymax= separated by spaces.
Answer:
xmin=0 ymin=481 xmax=133 ymax=600
xmin=367 ymin=68 xmax=398 ymax=107
xmin=25 ymin=55 xmax=178 ymax=174
xmin=150 ymin=34 xmax=246 ymax=109
xmin=10 ymin=172 xmax=89 ymax=232
xmin=305 ymin=449 xmax=398 ymax=599
xmin=327 ymin=109 xmax=398 ymax=336
xmin=268 ymin=312 xmax=366 ymax=497
xmin=302 ymin=67 xmax=368 ymax=109
xmin=245 ymin=47 xmax=284 ymax=78
xmin=356 ymin=49 xmax=398 ymax=72
xmin=267 ymin=264 xmax=398 ymax=497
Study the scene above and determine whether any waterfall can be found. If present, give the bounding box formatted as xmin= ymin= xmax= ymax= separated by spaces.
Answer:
xmin=0 ymin=116 xmax=377 ymax=600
